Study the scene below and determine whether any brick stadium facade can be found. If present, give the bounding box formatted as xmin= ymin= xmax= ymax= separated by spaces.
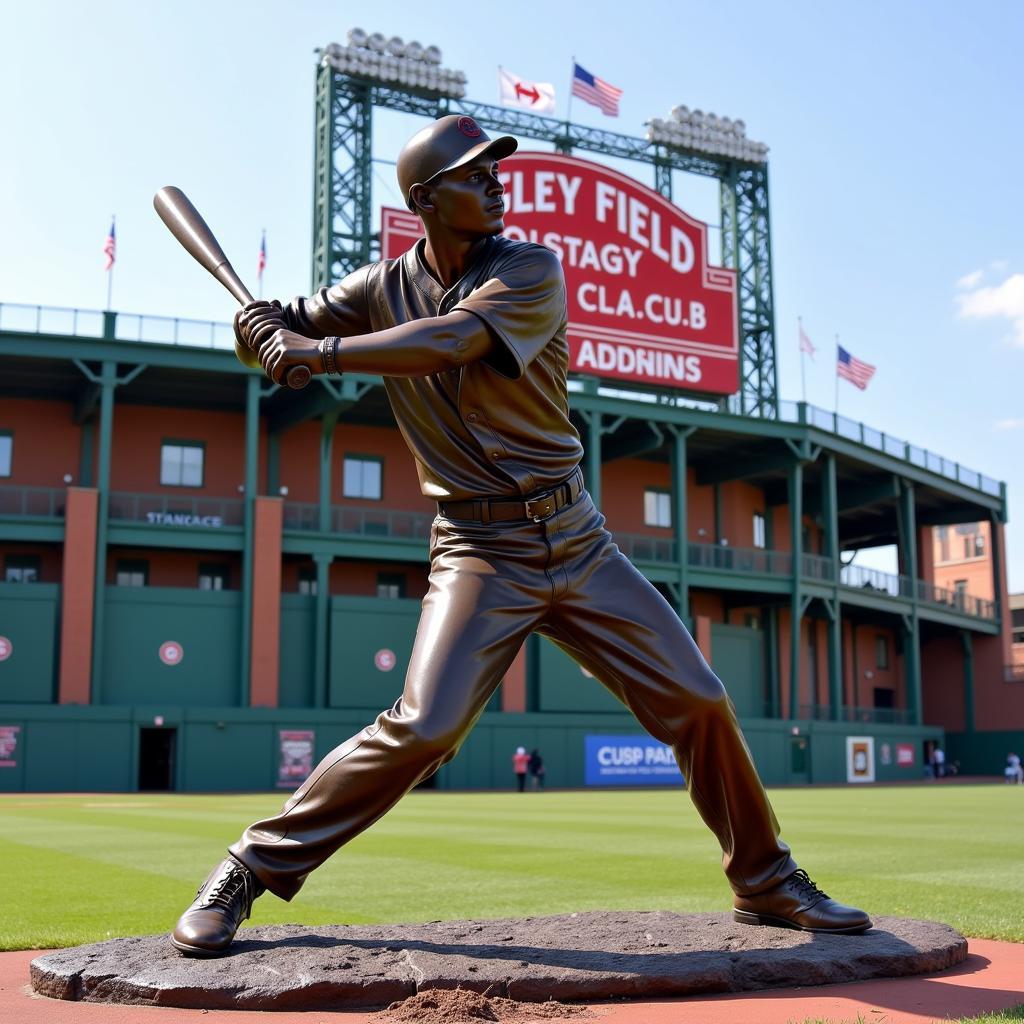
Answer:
xmin=0 ymin=306 xmax=1019 ymax=791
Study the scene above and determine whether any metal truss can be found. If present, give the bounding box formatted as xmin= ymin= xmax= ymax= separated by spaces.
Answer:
xmin=721 ymin=165 xmax=778 ymax=417
xmin=311 ymin=67 xmax=778 ymax=416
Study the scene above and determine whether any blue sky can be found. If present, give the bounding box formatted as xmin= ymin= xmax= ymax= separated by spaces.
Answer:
xmin=3 ymin=1 xmax=1022 ymax=591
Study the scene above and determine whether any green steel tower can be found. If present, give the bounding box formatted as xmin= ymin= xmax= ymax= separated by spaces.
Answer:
xmin=311 ymin=36 xmax=778 ymax=418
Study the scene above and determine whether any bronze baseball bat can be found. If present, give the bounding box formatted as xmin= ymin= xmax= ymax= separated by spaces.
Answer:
xmin=153 ymin=186 xmax=311 ymax=390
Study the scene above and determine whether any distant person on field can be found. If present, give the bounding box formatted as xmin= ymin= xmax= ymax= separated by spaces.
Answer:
xmin=528 ymin=748 xmax=545 ymax=790
xmin=1006 ymin=752 xmax=1022 ymax=784
xmin=933 ymin=745 xmax=946 ymax=779
xmin=513 ymin=746 xmax=530 ymax=792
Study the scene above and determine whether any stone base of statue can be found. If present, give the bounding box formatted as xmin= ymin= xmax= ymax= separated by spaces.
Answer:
xmin=30 ymin=911 xmax=966 ymax=1012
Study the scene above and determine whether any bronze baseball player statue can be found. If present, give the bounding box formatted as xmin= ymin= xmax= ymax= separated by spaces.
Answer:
xmin=171 ymin=115 xmax=870 ymax=956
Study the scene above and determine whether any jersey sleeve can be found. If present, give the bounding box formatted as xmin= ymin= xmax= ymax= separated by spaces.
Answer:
xmin=452 ymin=246 xmax=566 ymax=380
xmin=282 ymin=264 xmax=373 ymax=340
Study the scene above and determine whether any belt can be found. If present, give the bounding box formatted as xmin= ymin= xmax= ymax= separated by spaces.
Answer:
xmin=438 ymin=468 xmax=584 ymax=524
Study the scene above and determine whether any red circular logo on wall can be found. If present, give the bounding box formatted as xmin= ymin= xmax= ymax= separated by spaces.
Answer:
xmin=457 ymin=116 xmax=482 ymax=138
xmin=0 ymin=636 xmax=12 ymax=662
xmin=159 ymin=641 xmax=183 ymax=666
xmin=374 ymin=648 xmax=397 ymax=672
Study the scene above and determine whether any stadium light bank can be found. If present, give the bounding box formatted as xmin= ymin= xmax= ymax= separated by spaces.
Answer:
xmin=320 ymin=28 xmax=467 ymax=98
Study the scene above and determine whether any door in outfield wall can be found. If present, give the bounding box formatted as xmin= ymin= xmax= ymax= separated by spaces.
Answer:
xmin=789 ymin=734 xmax=811 ymax=785
xmin=138 ymin=727 xmax=176 ymax=791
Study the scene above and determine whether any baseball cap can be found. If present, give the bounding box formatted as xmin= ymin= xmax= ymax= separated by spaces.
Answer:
xmin=398 ymin=114 xmax=518 ymax=211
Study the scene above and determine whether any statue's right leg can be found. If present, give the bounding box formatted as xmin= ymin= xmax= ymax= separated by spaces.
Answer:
xmin=172 ymin=516 xmax=543 ymax=954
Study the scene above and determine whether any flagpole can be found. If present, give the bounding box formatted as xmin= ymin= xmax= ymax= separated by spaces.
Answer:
xmin=566 ymin=56 xmax=576 ymax=128
xmin=258 ymin=228 xmax=266 ymax=300
xmin=798 ymin=316 xmax=806 ymax=404
xmin=834 ymin=333 xmax=840 ymax=418
xmin=106 ymin=215 xmax=115 ymax=311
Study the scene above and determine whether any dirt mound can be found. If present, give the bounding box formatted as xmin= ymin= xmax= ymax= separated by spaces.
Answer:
xmin=382 ymin=987 xmax=591 ymax=1023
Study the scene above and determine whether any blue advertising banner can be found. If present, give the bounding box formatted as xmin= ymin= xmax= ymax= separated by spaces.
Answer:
xmin=584 ymin=734 xmax=684 ymax=786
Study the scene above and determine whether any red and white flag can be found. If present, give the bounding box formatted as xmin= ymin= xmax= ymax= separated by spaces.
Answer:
xmin=103 ymin=218 xmax=116 ymax=271
xmin=798 ymin=323 xmax=816 ymax=359
xmin=837 ymin=345 xmax=876 ymax=390
xmin=257 ymin=231 xmax=267 ymax=280
xmin=498 ymin=67 xmax=556 ymax=114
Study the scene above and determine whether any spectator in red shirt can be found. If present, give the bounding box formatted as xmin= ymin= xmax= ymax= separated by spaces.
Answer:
xmin=512 ymin=746 xmax=530 ymax=791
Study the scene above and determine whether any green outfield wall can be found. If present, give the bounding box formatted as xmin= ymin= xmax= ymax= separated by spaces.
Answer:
xmin=0 ymin=702 xmax=941 ymax=793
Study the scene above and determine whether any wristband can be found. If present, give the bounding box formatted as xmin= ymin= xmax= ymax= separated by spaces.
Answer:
xmin=320 ymin=336 xmax=341 ymax=376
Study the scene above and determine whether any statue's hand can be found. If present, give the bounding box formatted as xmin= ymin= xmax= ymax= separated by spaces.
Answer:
xmin=256 ymin=327 xmax=326 ymax=386
xmin=234 ymin=300 xmax=283 ymax=351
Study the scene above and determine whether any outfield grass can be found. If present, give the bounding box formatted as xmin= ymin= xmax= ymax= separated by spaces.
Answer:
xmin=1 ymin=785 xmax=1021 ymax=950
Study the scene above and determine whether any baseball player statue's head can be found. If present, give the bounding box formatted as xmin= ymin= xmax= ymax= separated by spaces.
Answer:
xmin=397 ymin=115 xmax=517 ymax=248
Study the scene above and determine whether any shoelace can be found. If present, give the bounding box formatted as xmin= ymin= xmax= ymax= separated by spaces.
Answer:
xmin=788 ymin=869 xmax=829 ymax=903
xmin=201 ymin=868 xmax=254 ymax=913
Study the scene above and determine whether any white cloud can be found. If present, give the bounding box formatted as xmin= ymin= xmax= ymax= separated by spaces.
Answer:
xmin=956 ymin=268 xmax=983 ymax=289
xmin=995 ymin=418 xmax=1024 ymax=431
xmin=956 ymin=271 xmax=1024 ymax=346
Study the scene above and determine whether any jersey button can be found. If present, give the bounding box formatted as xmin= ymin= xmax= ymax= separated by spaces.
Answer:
xmin=467 ymin=412 xmax=478 ymax=422
xmin=490 ymin=451 xmax=501 ymax=460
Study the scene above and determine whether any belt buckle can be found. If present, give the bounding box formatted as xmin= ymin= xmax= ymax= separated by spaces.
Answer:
xmin=525 ymin=492 xmax=556 ymax=522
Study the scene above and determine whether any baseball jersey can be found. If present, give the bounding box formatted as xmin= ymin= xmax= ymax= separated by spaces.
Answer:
xmin=283 ymin=235 xmax=584 ymax=501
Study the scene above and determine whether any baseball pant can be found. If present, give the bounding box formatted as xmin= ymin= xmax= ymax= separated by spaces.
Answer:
xmin=230 ymin=488 xmax=797 ymax=899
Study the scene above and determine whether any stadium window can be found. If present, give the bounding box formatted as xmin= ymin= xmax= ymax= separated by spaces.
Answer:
xmin=160 ymin=441 xmax=205 ymax=488
xmin=643 ymin=489 xmax=671 ymax=528
xmin=116 ymin=559 xmax=148 ymax=587
xmin=4 ymin=554 xmax=39 ymax=583
xmin=0 ymin=431 xmax=11 ymax=477
xmin=937 ymin=526 xmax=950 ymax=562
xmin=198 ymin=563 xmax=229 ymax=590
xmin=752 ymin=512 xmax=766 ymax=549
xmin=744 ymin=613 xmax=761 ymax=630
xmin=873 ymin=687 xmax=895 ymax=709
xmin=297 ymin=566 xmax=317 ymax=596
xmin=973 ymin=533 xmax=985 ymax=557
xmin=875 ymin=633 xmax=890 ymax=670
xmin=343 ymin=455 xmax=383 ymax=500
xmin=377 ymin=572 xmax=406 ymax=599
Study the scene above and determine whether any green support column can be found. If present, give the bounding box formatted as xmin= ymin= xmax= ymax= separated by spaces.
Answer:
xmin=78 ymin=419 xmax=95 ymax=487
xmin=319 ymin=411 xmax=339 ymax=533
xmin=239 ymin=374 xmax=260 ymax=706
xmin=313 ymin=553 xmax=334 ymax=707
xmin=822 ymin=454 xmax=843 ymax=719
xmin=89 ymin=361 xmax=118 ymax=702
xmin=788 ymin=460 xmax=803 ymax=719
xmin=668 ymin=426 xmax=696 ymax=621
xmin=765 ymin=605 xmax=780 ymax=718
xmin=899 ymin=479 xmax=922 ymax=724
xmin=961 ymin=631 xmax=975 ymax=734
xmin=989 ymin=510 xmax=1006 ymax=623
xmin=584 ymin=409 xmax=602 ymax=510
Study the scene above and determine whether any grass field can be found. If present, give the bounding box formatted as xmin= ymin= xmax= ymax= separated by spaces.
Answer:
xmin=1 ymin=784 xmax=1022 ymax=951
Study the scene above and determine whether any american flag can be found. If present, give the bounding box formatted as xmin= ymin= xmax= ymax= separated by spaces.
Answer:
xmin=837 ymin=345 xmax=876 ymax=390
xmin=103 ymin=218 xmax=116 ymax=271
xmin=571 ymin=63 xmax=622 ymax=117
xmin=257 ymin=231 xmax=267 ymax=279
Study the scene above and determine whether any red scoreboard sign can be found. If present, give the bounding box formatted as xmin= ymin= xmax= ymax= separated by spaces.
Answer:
xmin=380 ymin=151 xmax=739 ymax=394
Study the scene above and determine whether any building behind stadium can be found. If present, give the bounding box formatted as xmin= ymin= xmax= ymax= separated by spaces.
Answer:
xmin=0 ymin=32 xmax=1020 ymax=792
